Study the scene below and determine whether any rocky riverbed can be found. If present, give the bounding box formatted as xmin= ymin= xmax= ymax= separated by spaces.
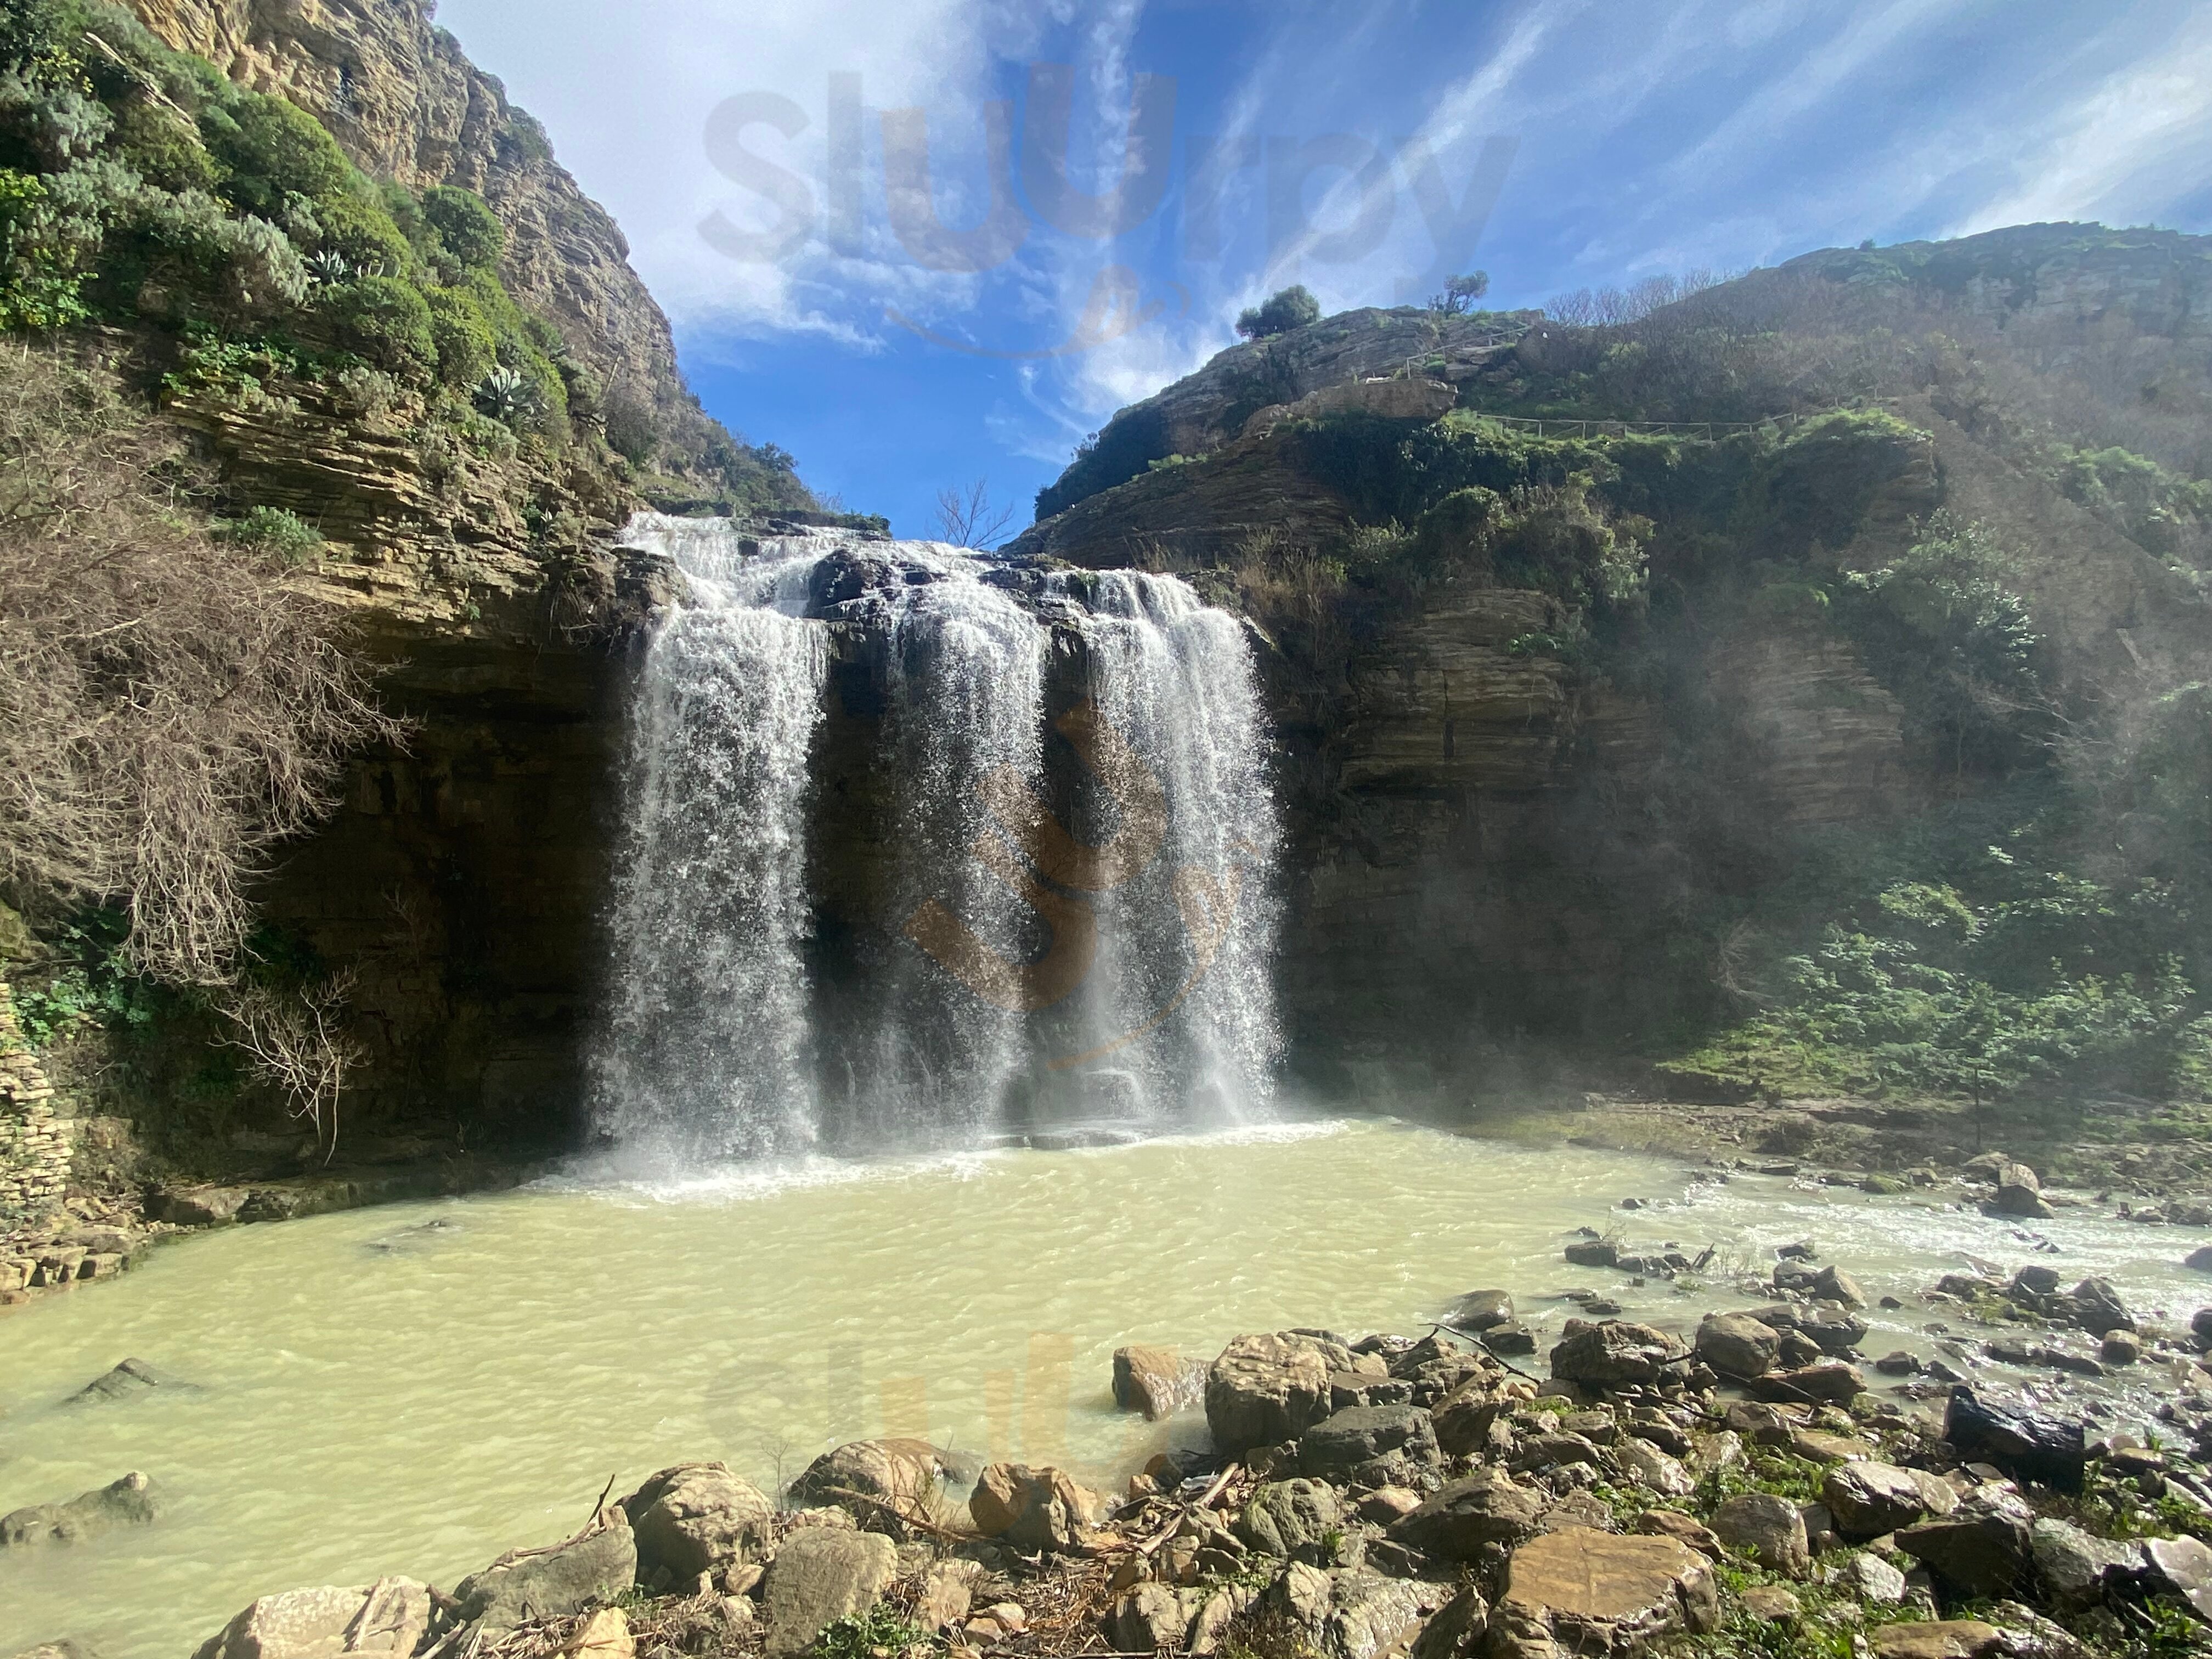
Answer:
xmin=19 ymin=1213 xmax=2212 ymax=1659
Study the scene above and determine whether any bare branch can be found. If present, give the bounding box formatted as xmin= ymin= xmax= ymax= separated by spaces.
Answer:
xmin=933 ymin=477 xmax=1017 ymax=550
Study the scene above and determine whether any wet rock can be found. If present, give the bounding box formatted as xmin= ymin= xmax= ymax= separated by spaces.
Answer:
xmin=1943 ymin=1387 xmax=2087 ymax=1490
xmin=1708 ymin=1493 xmax=1809 ymax=1578
xmin=2185 ymin=1247 xmax=2212 ymax=1273
xmin=2029 ymin=1519 xmax=2140 ymax=1609
xmin=1235 ymin=1479 xmax=1345 ymax=1558
xmin=1798 ymin=1305 xmax=1871 ymax=1356
xmin=146 ymin=1184 xmax=250 ymax=1226
xmin=621 ymin=1463 xmax=773 ymax=1583
xmin=1822 ymin=1463 xmax=1953 ymax=1541
xmin=1548 ymin=1322 xmax=1688 ymax=1388
xmin=968 ymin=1463 xmax=1102 ymax=1554
xmin=1692 ymin=1313 xmax=1778 ymax=1379
xmin=0 ymin=1472 xmax=160 ymax=1547
xmin=1835 ymin=1550 xmax=1909 ymax=1604
xmin=1447 ymin=1290 xmax=1515 ymax=1333
xmin=1630 ymin=1511 xmax=1720 ymax=1558
xmin=761 ymin=1529 xmax=898 ymax=1659
xmin=2066 ymin=1277 xmax=2135 ymax=1336
xmin=1877 ymin=1351 xmax=1923 ymax=1376
xmin=190 ymin=1577 xmax=431 ymax=1659
xmin=1387 ymin=1470 xmax=1544 ymax=1560
xmin=2010 ymin=1265 xmax=2061 ymax=1300
xmin=1754 ymin=1361 xmax=1864 ymax=1404
xmin=1563 ymin=1241 xmax=1618 ymax=1269
xmin=1207 ymin=1333 xmax=1348 ymax=1454
xmin=1329 ymin=1371 xmax=1414 ymax=1412
xmin=1115 ymin=1345 xmax=1202 ymax=1420
xmin=1484 ymin=1323 xmax=1538 ymax=1357
xmin=787 ymin=1439 xmax=952 ymax=1533
xmin=1489 ymin=1528 xmax=1718 ymax=1657
xmin=1813 ymin=1266 xmax=1867 ymax=1308
xmin=1896 ymin=1506 xmax=2032 ymax=1600
xmin=453 ymin=1518 xmax=636 ymax=1636
xmin=1105 ymin=1584 xmax=1197 ymax=1653
xmin=1993 ymin=1164 xmax=2051 ymax=1218
xmin=1298 ymin=1406 xmax=1439 ymax=1483
xmin=1870 ymin=1621 xmax=2004 ymax=1659
xmin=67 ymin=1358 xmax=195 ymax=1404
xmin=2101 ymin=1331 xmax=2142 ymax=1365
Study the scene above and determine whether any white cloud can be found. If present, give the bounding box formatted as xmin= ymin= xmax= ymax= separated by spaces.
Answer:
xmin=1947 ymin=8 xmax=2212 ymax=233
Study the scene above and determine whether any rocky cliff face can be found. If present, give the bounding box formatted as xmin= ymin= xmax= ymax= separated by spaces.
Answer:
xmin=128 ymin=0 xmax=706 ymax=441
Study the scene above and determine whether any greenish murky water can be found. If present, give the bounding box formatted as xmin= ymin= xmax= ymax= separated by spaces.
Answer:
xmin=2 ymin=1118 xmax=2206 ymax=1658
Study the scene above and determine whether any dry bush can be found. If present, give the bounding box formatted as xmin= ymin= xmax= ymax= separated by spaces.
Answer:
xmin=221 ymin=968 xmax=365 ymax=1152
xmin=0 ymin=341 xmax=398 ymax=987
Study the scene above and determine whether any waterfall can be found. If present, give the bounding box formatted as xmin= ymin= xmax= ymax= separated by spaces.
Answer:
xmin=594 ymin=515 xmax=1282 ymax=1165
xmin=591 ymin=520 xmax=831 ymax=1163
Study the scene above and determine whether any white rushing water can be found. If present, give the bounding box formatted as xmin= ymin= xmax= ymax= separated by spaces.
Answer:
xmin=591 ymin=516 xmax=1281 ymax=1165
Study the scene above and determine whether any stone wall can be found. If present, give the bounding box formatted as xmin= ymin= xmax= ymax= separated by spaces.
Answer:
xmin=0 ymin=983 xmax=70 ymax=1223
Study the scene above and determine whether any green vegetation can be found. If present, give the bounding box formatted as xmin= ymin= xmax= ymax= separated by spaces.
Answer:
xmin=1235 ymin=283 xmax=1321 ymax=340
xmin=0 ymin=0 xmax=800 ymax=511
xmin=816 ymin=1604 xmax=930 ymax=1659
xmin=212 ymin=504 xmax=325 ymax=564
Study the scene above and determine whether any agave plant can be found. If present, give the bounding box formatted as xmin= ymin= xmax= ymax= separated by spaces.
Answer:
xmin=473 ymin=365 xmax=543 ymax=426
xmin=304 ymin=248 xmax=353 ymax=286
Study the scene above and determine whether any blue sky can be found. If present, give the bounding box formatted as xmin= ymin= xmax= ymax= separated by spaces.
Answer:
xmin=432 ymin=0 xmax=2212 ymax=538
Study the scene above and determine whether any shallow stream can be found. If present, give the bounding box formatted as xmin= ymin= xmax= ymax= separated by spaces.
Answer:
xmin=4 ymin=1118 xmax=2208 ymax=1658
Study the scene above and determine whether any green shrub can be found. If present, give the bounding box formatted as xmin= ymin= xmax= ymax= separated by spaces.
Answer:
xmin=1235 ymin=283 xmax=1321 ymax=340
xmin=318 ymin=273 xmax=435 ymax=380
xmin=0 ymin=167 xmax=89 ymax=326
xmin=419 ymin=185 xmax=502 ymax=269
xmin=109 ymin=100 xmax=214 ymax=192
xmin=424 ymin=285 xmax=495 ymax=387
xmin=213 ymin=504 xmax=324 ymax=564
xmin=198 ymin=90 xmax=349 ymax=217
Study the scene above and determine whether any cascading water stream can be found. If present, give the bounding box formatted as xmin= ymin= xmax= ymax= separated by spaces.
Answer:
xmin=592 ymin=514 xmax=1282 ymax=1165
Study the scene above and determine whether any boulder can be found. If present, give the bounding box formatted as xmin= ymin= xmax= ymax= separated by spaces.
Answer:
xmin=620 ymin=1463 xmax=773 ymax=1583
xmin=452 ymin=1517 xmax=636 ymax=1635
xmin=761 ymin=1529 xmax=898 ymax=1659
xmin=787 ymin=1438 xmax=951 ymax=1533
xmin=1630 ymin=1511 xmax=1721 ymax=1559
xmin=0 ymin=1472 xmax=160 ymax=1547
xmin=1187 ymin=1586 xmax=1254 ymax=1657
xmin=1943 ymin=1387 xmax=2086 ymax=1490
xmin=1738 ymin=1586 xmax=1800 ymax=1622
xmin=1105 ymin=1584 xmax=1197 ymax=1653
xmin=1325 ymin=1571 xmax=1444 ymax=1659
xmin=968 ymin=1463 xmax=1101 ymax=1554
xmin=1490 ymin=1528 xmax=1717 ymax=1657
xmin=1297 ymin=1406 xmax=1438 ymax=1481
xmin=1870 ymin=1622 xmax=2004 ymax=1659
xmin=2101 ymin=1330 xmax=2143 ymax=1365
xmin=1563 ymin=1240 xmax=1618 ymax=1269
xmin=1822 ymin=1463 xmax=1950 ymax=1541
xmin=1812 ymin=1267 xmax=1867 ymax=1309
xmin=2142 ymin=1534 xmax=2212 ymax=1616
xmin=1446 ymin=1290 xmax=1515 ymax=1333
xmin=1547 ymin=1322 xmax=1688 ymax=1388
xmin=1896 ymin=1508 xmax=2032 ymax=1600
xmin=1835 ymin=1551 xmax=1908 ymax=1604
xmin=1114 ymin=1345 xmax=1202 ymax=1420
xmin=191 ymin=1578 xmax=431 ymax=1659
xmin=2066 ymin=1277 xmax=2135 ymax=1336
xmin=1992 ymin=1164 xmax=2050 ymax=1218
xmin=1408 ymin=1586 xmax=1487 ymax=1659
xmin=2029 ymin=1518 xmax=2140 ymax=1609
xmin=1387 ymin=1470 xmax=1544 ymax=1560
xmin=1611 ymin=1440 xmax=1694 ymax=1498
xmin=1235 ymin=1479 xmax=1344 ymax=1559
xmin=2186 ymin=1247 xmax=2212 ymax=1273
xmin=147 ymin=1184 xmax=250 ymax=1226
xmin=1206 ymin=1333 xmax=1346 ymax=1454
xmin=69 ymin=1358 xmax=195 ymax=1404
xmin=1693 ymin=1314 xmax=1779 ymax=1379
xmin=1754 ymin=1362 xmax=1863 ymax=1404
xmin=1708 ymin=1493 xmax=1809 ymax=1578
xmin=1270 ymin=1561 xmax=1334 ymax=1627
